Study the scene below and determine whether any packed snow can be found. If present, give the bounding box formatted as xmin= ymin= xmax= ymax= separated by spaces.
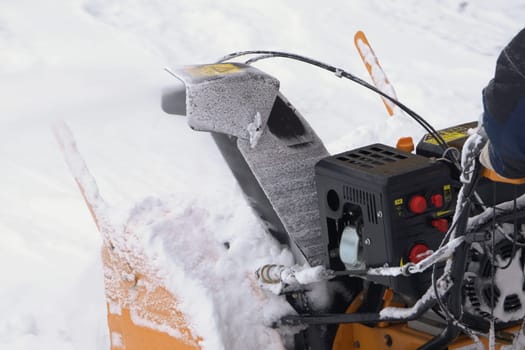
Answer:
xmin=1 ymin=0 xmax=525 ymax=349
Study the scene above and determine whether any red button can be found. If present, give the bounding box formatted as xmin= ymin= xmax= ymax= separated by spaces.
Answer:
xmin=431 ymin=194 xmax=444 ymax=208
xmin=409 ymin=244 xmax=431 ymax=264
xmin=431 ymin=219 xmax=449 ymax=233
xmin=409 ymin=195 xmax=427 ymax=214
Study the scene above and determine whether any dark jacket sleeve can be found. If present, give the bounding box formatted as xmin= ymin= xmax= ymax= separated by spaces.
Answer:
xmin=483 ymin=28 xmax=525 ymax=178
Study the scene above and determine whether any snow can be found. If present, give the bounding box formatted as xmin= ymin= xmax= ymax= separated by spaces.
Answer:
xmin=1 ymin=0 xmax=525 ymax=349
xmin=468 ymin=193 xmax=525 ymax=231
xmin=126 ymin=195 xmax=294 ymax=349
xmin=367 ymin=236 xmax=464 ymax=276
xmin=379 ymin=285 xmax=437 ymax=320
xmin=110 ymin=332 xmax=122 ymax=348
xmin=258 ymin=264 xmax=332 ymax=290
xmin=247 ymin=112 xmax=263 ymax=148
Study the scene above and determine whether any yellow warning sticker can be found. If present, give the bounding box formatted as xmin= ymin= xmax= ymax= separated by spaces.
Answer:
xmin=186 ymin=63 xmax=240 ymax=77
xmin=443 ymin=184 xmax=452 ymax=202
xmin=436 ymin=210 xmax=452 ymax=217
xmin=394 ymin=198 xmax=404 ymax=217
xmin=423 ymin=127 xmax=469 ymax=145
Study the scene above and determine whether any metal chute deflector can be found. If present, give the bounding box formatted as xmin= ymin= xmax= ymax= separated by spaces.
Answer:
xmin=162 ymin=63 xmax=330 ymax=267
xmin=162 ymin=63 xmax=279 ymax=141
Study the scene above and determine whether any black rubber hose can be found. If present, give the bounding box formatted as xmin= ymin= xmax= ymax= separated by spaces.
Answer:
xmin=418 ymin=323 xmax=461 ymax=350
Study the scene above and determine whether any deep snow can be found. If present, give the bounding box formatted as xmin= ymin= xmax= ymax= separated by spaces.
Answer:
xmin=1 ymin=0 xmax=525 ymax=349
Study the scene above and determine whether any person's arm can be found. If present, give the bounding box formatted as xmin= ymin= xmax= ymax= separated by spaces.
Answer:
xmin=482 ymin=28 xmax=525 ymax=178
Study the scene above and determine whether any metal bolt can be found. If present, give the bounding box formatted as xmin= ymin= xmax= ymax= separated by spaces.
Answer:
xmin=377 ymin=211 xmax=383 ymax=218
xmin=364 ymin=238 xmax=371 ymax=246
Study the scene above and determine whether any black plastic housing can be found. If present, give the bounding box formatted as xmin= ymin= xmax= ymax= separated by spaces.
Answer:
xmin=315 ymin=144 xmax=454 ymax=298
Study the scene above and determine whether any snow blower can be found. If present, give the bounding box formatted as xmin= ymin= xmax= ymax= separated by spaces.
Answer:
xmin=58 ymin=31 xmax=525 ymax=350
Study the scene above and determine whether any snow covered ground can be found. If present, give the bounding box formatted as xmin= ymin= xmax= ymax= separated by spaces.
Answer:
xmin=1 ymin=0 xmax=524 ymax=349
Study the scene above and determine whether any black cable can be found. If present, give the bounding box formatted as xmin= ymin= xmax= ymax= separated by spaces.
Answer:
xmin=250 ymin=52 xmax=448 ymax=148
xmin=491 ymin=185 xmax=521 ymax=269
xmin=431 ymin=187 xmax=472 ymax=316
xmin=431 ymin=199 xmax=470 ymax=323
xmin=426 ymin=163 xmax=485 ymax=346
xmin=468 ymin=196 xmax=525 ymax=248
xmin=217 ymin=50 xmax=451 ymax=155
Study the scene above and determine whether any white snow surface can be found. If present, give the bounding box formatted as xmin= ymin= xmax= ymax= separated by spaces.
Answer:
xmin=120 ymin=194 xmax=295 ymax=350
xmin=1 ymin=0 xmax=525 ymax=349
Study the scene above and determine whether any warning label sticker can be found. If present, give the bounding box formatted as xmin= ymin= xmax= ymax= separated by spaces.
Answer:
xmin=394 ymin=198 xmax=404 ymax=217
xmin=443 ymin=184 xmax=452 ymax=203
xmin=423 ymin=126 xmax=469 ymax=145
xmin=186 ymin=63 xmax=240 ymax=77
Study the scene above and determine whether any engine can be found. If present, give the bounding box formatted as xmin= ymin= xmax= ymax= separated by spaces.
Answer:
xmin=315 ymin=123 xmax=525 ymax=330
xmin=315 ymin=143 xmax=453 ymax=299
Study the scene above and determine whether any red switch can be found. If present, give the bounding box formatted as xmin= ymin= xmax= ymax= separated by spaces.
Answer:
xmin=409 ymin=195 xmax=427 ymax=214
xmin=431 ymin=219 xmax=449 ymax=233
xmin=431 ymin=194 xmax=444 ymax=208
xmin=409 ymin=244 xmax=431 ymax=264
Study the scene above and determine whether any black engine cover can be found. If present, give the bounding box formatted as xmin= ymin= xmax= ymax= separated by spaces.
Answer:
xmin=315 ymin=143 xmax=454 ymax=298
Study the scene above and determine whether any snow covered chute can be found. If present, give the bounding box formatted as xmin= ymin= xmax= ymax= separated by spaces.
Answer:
xmin=161 ymin=81 xmax=186 ymax=116
xmin=163 ymin=63 xmax=279 ymax=140
xmin=163 ymin=63 xmax=331 ymax=267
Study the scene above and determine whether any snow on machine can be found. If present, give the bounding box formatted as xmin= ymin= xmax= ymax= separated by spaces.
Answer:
xmin=58 ymin=31 xmax=525 ymax=350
